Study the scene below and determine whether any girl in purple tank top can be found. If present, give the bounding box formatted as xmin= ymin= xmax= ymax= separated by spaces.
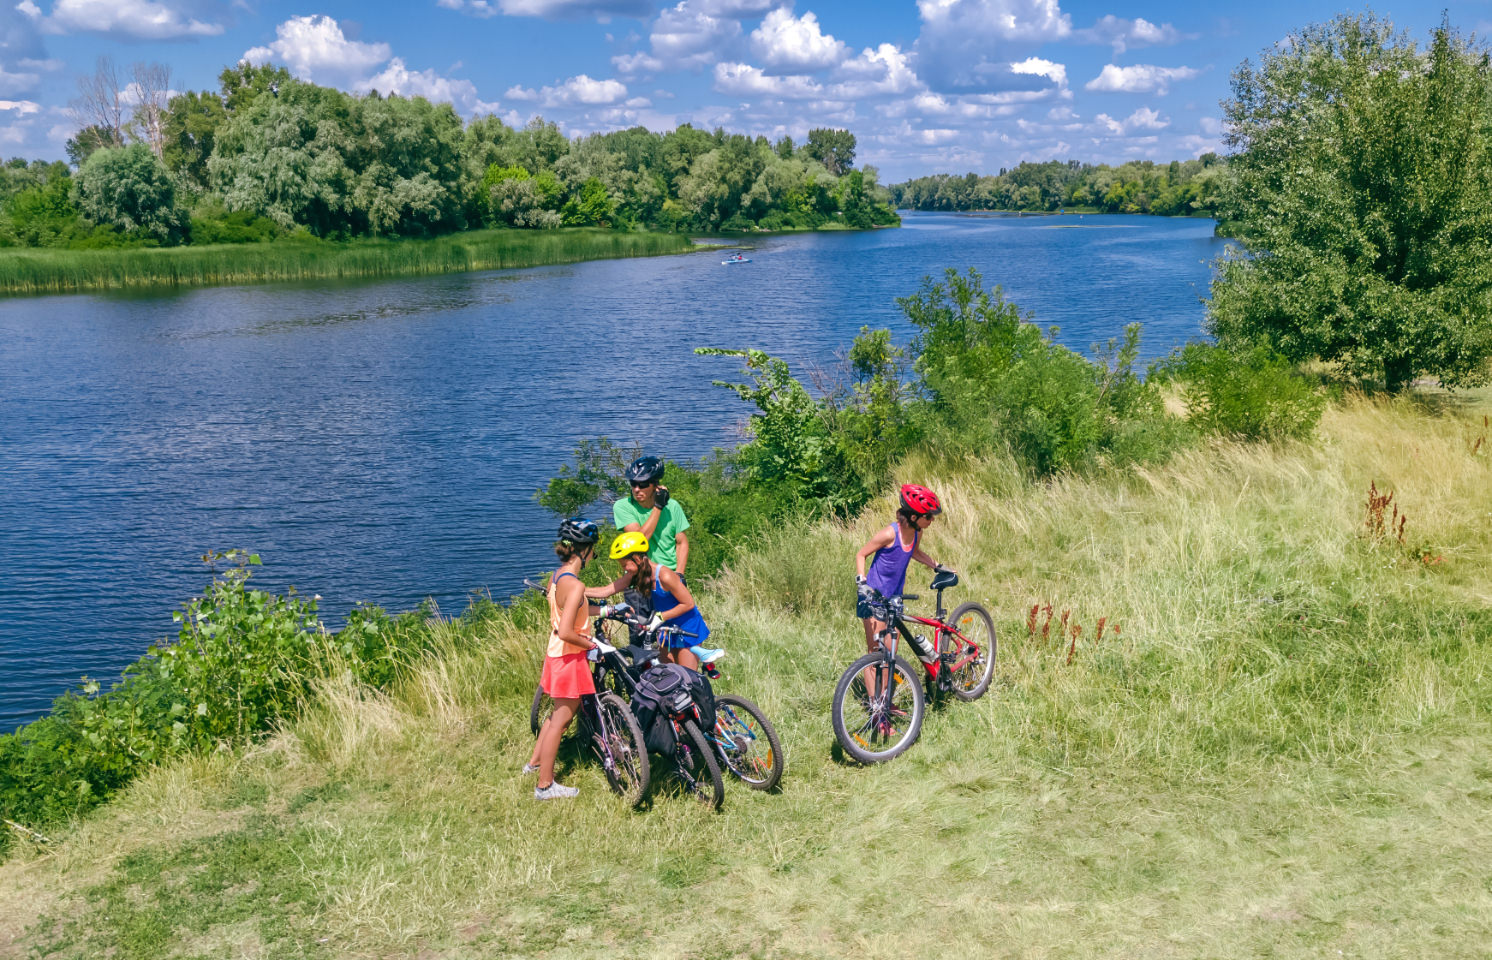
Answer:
xmin=854 ymin=484 xmax=949 ymax=659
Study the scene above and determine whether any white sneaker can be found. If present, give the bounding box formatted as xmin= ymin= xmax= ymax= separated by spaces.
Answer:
xmin=534 ymin=782 xmax=579 ymax=800
xmin=691 ymin=645 xmax=726 ymax=664
xmin=522 ymin=763 xmax=539 ymax=775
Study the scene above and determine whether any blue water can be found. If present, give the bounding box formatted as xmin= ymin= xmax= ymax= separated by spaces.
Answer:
xmin=0 ymin=212 xmax=1227 ymax=728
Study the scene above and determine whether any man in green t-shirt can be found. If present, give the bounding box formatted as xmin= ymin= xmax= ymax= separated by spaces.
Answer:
xmin=613 ymin=455 xmax=690 ymax=575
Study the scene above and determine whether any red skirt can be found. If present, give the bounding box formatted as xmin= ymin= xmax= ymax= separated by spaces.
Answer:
xmin=541 ymin=652 xmax=595 ymax=699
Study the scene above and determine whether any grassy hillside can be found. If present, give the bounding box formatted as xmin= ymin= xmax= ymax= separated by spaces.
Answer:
xmin=0 ymin=228 xmax=696 ymax=296
xmin=2 ymin=391 xmax=1490 ymax=959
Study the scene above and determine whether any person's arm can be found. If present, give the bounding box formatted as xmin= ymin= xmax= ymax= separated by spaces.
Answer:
xmin=855 ymin=527 xmax=894 ymax=579
xmin=910 ymin=542 xmax=941 ymax=570
xmin=654 ymin=566 xmax=696 ymax=622
xmin=637 ymin=494 xmax=664 ymax=538
xmin=674 ymin=530 xmax=689 ymax=576
xmin=556 ymin=579 xmax=602 ymax=649
xmin=583 ymin=574 xmax=630 ymax=600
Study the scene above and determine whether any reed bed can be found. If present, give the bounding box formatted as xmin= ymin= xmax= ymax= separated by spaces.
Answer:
xmin=0 ymin=229 xmax=695 ymax=296
xmin=4 ymin=391 xmax=1491 ymax=959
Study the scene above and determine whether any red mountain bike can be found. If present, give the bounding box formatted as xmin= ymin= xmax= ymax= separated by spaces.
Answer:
xmin=831 ymin=568 xmax=996 ymax=763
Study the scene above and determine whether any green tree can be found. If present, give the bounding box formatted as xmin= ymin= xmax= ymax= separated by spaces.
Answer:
xmin=161 ymin=89 xmax=228 ymax=189
xmin=73 ymin=143 xmax=188 ymax=244
xmin=65 ymin=124 xmax=121 ymax=168
xmin=805 ymin=128 xmax=855 ymax=176
xmin=1211 ymin=14 xmax=1492 ymax=390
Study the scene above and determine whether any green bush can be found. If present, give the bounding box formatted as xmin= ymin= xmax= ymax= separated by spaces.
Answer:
xmin=0 ymin=552 xmax=456 ymax=849
xmin=1156 ymin=342 xmax=1325 ymax=441
xmin=189 ymin=203 xmax=282 ymax=244
xmin=901 ymin=268 xmax=1175 ymax=475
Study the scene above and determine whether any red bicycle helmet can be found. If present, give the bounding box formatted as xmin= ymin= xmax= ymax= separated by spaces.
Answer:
xmin=900 ymin=483 xmax=941 ymax=516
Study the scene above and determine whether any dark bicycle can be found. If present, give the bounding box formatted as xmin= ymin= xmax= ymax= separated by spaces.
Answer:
xmin=529 ymin=597 xmax=723 ymax=810
xmin=523 ymin=581 xmax=650 ymax=806
xmin=831 ymin=568 xmax=996 ymax=763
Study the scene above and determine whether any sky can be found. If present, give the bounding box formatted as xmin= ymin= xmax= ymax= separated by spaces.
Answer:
xmin=0 ymin=0 xmax=1485 ymax=180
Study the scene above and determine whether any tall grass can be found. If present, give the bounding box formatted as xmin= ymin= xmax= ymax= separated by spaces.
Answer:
xmin=3 ymin=391 xmax=1491 ymax=959
xmin=0 ymin=228 xmax=695 ymax=295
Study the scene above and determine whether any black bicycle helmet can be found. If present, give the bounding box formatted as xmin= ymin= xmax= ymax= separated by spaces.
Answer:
xmin=557 ymin=517 xmax=600 ymax=545
xmin=624 ymin=455 xmax=664 ymax=485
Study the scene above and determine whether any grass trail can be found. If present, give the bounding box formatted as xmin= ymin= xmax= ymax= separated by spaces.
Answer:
xmin=0 ymin=228 xmax=695 ymax=296
xmin=2 ymin=391 xmax=1490 ymax=959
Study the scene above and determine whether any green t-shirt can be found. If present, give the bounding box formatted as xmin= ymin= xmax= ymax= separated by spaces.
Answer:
xmin=612 ymin=496 xmax=690 ymax=570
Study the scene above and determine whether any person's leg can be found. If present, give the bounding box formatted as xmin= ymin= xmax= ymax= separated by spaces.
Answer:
xmin=536 ymin=698 xmax=579 ymax=789
xmin=674 ymin=645 xmax=700 ymax=671
xmin=860 ymin=617 xmax=889 ymax=700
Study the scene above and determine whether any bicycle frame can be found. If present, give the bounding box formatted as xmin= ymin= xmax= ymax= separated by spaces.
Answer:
xmin=871 ymin=586 xmax=984 ymax=688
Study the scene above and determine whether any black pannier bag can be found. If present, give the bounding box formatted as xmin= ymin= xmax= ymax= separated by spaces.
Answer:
xmin=630 ymin=663 xmax=716 ymax=754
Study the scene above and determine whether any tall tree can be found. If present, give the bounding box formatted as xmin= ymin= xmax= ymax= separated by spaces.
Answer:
xmin=1211 ymin=14 xmax=1492 ymax=390
xmin=805 ymin=128 xmax=855 ymax=176
xmin=69 ymin=57 xmax=125 ymax=161
xmin=162 ymin=90 xmax=229 ymax=189
xmin=126 ymin=62 xmax=171 ymax=159
xmin=74 ymin=143 xmax=188 ymax=244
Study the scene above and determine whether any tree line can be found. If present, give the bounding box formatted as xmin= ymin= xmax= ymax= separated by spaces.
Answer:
xmin=890 ymin=156 xmax=1228 ymax=217
xmin=0 ymin=60 xmax=896 ymax=249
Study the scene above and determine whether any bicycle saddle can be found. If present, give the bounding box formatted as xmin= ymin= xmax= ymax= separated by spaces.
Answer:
xmin=930 ymin=568 xmax=959 ymax=591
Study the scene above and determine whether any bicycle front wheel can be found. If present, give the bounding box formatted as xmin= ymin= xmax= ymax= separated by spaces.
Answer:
xmin=832 ymin=652 xmax=925 ymax=763
xmin=713 ymin=694 xmax=784 ymax=791
xmin=674 ymin=718 xmax=725 ymax=810
xmin=530 ymin=684 xmax=553 ymax=737
xmin=593 ymin=692 xmax=650 ymax=807
xmin=944 ymin=602 xmax=997 ymax=702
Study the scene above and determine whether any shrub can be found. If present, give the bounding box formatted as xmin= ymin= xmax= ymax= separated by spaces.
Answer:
xmin=74 ymin=144 xmax=189 ymax=245
xmin=1156 ymin=342 xmax=1325 ymax=441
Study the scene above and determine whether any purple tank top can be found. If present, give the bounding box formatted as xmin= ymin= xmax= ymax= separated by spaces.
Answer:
xmin=866 ymin=522 xmax=919 ymax=598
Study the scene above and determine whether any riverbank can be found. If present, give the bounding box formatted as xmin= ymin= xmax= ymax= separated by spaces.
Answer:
xmin=0 ymin=228 xmax=696 ymax=296
xmin=2 ymin=388 xmax=1489 ymax=958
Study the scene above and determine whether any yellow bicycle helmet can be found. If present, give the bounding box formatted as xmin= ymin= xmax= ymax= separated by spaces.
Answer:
xmin=609 ymin=531 xmax=650 ymax=561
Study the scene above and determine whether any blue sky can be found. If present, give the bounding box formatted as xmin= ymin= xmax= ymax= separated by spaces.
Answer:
xmin=0 ymin=0 xmax=1484 ymax=179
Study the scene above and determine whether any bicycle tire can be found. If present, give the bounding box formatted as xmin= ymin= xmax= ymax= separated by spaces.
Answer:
xmin=944 ymin=602 xmax=997 ymax=702
xmin=713 ymin=694 xmax=784 ymax=791
xmin=674 ymin=718 xmax=725 ymax=810
xmin=831 ymin=652 xmax=925 ymax=763
xmin=530 ymin=684 xmax=553 ymax=737
xmin=593 ymin=692 xmax=650 ymax=807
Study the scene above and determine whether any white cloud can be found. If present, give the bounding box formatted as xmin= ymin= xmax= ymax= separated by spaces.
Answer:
xmin=831 ymin=43 xmax=918 ymax=98
xmin=1084 ymin=63 xmax=1199 ymax=95
xmin=751 ymin=9 xmax=847 ymax=73
xmin=510 ymin=73 xmax=629 ymax=106
xmin=0 ymin=98 xmax=40 ymax=114
xmin=1198 ymin=115 xmax=1222 ymax=135
xmin=1078 ymin=15 xmax=1187 ymax=55
xmin=694 ymin=0 xmax=773 ymax=15
xmin=48 ymin=0 xmax=224 ymax=38
xmin=362 ymin=59 xmax=501 ymax=115
xmin=914 ymin=0 xmax=1073 ymax=93
xmin=495 ymin=0 xmax=651 ymax=18
xmin=648 ymin=1 xmax=743 ymax=70
xmin=0 ymin=66 xmax=40 ymax=96
xmin=436 ymin=0 xmax=499 ymax=16
xmin=244 ymin=15 xmax=391 ymax=85
xmin=613 ymin=51 xmax=665 ymax=75
xmin=713 ymin=61 xmax=823 ymax=99
xmin=1092 ymin=106 xmax=1168 ymax=135
xmin=916 ymin=0 xmax=1071 ymax=42
xmin=1009 ymin=56 xmax=1065 ymax=88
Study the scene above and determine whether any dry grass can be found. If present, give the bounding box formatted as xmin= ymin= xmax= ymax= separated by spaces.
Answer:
xmin=3 ymin=389 xmax=1491 ymax=959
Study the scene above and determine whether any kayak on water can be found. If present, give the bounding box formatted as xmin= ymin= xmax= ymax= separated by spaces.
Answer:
xmin=721 ymin=254 xmax=752 ymax=264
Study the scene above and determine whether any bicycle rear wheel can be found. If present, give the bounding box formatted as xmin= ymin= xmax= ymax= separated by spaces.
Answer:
xmin=831 ymin=652 xmax=925 ymax=763
xmin=713 ymin=694 xmax=784 ymax=791
xmin=593 ymin=692 xmax=650 ymax=807
xmin=530 ymin=684 xmax=553 ymax=737
xmin=943 ymin=602 xmax=997 ymax=701
xmin=673 ymin=718 xmax=725 ymax=810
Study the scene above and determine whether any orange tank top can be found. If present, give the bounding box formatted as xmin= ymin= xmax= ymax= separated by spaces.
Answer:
xmin=546 ymin=572 xmax=593 ymax=658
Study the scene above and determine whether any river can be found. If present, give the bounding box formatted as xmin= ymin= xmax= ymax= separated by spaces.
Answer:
xmin=0 ymin=212 xmax=1229 ymax=727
